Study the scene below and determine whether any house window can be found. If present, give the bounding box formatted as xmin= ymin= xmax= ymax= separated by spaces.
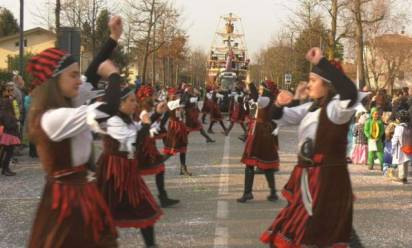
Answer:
xmin=15 ymin=39 xmax=28 ymax=47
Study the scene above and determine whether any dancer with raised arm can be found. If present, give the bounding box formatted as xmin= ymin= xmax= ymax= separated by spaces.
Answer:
xmin=261 ymin=47 xmax=362 ymax=247
xmin=27 ymin=16 xmax=124 ymax=247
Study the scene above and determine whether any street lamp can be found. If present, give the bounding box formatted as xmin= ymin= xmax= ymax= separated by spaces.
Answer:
xmin=19 ymin=0 xmax=24 ymax=76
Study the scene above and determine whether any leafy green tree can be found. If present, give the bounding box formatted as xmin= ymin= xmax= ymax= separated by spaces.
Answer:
xmin=293 ymin=16 xmax=328 ymax=81
xmin=0 ymin=7 xmax=19 ymax=38
xmin=7 ymin=52 xmax=34 ymax=85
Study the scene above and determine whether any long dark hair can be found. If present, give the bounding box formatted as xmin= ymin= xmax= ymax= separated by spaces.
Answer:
xmin=28 ymin=76 xmax=72 ymax=142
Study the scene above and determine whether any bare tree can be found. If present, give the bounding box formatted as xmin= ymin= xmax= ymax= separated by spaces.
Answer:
xmin=365 ymin=3 xmax=412 ymax=92
xmin=346 ymin=0 xmax=387 ymax=89
xmin=316 ymin=0 xmax=352 ymax=59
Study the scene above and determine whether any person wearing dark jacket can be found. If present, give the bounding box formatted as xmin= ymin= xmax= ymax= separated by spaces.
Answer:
xmin=0 ymin=82 xmax=21 ymax=176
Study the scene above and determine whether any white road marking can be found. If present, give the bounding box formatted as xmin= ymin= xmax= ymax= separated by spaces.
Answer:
xmin=214 ymin=136 xmax=230 ymax=248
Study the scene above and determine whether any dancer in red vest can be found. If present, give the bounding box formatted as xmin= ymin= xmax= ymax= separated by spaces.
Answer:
xmin=182 ymin=85 xmax=215 ymax=143
xmin=261 ymin=48 xmax=362 ymax=247
xmin=162 ymin=88 xmax=192 ymax=176
xmin=135 ymin=85 xmax=180 ymax=207
xmin=27 ymin=16 xmax=123 ymax=247
xmin=237 ymin=80 xmax=280 ymax=203
xmin=97 ymin=87 xmax=164 ymax=247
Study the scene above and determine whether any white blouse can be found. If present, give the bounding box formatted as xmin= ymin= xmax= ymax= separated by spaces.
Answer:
xmin=391 ymin=124 xmax=412 ymax=164
xmin=107 ymin=115 xmax=141 ymax=157
xmin=275 ymin=95 xmax=357 ymax=149
xmin=41 ymin=102 xmax=109 ymax=166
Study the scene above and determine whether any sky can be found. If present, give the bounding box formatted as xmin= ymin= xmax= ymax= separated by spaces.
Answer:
xmin=0 ymin=0 xmax=297 ymax=56
xmin=2 ymin=0 xmax=412 ymax=57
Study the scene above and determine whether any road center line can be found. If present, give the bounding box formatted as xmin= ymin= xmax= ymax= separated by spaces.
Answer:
xmin=214 ymin=135 xmax=230 ymax=248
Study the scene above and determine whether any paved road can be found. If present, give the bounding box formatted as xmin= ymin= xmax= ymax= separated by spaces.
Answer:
xmin=0 ymin=123 xmax=411 ymax=247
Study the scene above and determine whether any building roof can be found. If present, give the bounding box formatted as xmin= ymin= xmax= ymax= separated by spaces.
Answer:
xmin=0 ymin=27 xmax=54 ymax=43
xmin=367 ymin=33 xmax=412 ymax=47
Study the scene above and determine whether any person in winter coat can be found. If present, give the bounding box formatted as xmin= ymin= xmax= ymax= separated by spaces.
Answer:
xmin=391 ymin=110 xmax=412 ymax=184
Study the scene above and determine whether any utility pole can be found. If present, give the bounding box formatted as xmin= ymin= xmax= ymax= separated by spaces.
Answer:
xmin=19 ymin=0 xmax=24 ymax=75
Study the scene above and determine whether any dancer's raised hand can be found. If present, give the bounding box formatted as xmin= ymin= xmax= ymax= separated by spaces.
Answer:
xmin=305 ymin=47 xmax=323 ymax=65
xmin=109 ymin=16 xmax=123 ymax=41
xmin=276 ymin=90 xmax=293 ymax=106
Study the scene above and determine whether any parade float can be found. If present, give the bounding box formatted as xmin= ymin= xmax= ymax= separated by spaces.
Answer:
xmin=206 ymin=13 xmax=250 ymax=111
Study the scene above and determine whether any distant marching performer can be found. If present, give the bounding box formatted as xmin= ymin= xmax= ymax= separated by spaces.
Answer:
xmin=162 ymin=88 xmax=192 ymax=176
xmin=27 ymin=16 xmax=123 ymax=247
xmin=237 ymin=80 xmax=280 ymax=203
xmin=261 ymin=47 xmax=363 ymax=247
xmin=225 ymin=83 xmax=247 ymax=136
xmin=182 ymin=85 xmax=215 ymax=143
xmin=97 ymin=87 xmax=164 ymax=247
xmin=207 ymin=89 xmax=227 ymax=134
xmin=201 ymin=85 xmax=213 ymax=124
xmin=135 ymin=85 xmax=180 ymax=207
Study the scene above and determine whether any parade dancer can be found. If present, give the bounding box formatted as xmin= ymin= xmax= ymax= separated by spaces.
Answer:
xmin=261 ymin=47 xmax=361 ymax=247
xmin=135 ymin=85 xmax=180 ymax=207
xmin=96 ymin=87 xmax=163 ymax=247
xmin=163 ymin=88 xmax=192 ymax=176
xmin=225 ymin=84 xmax=248 ymax=136
xmin=207 ymin=89 xmax=227 ymax=134
xmin=27 ymin=17 xmax=122 ymax=247
xmin=26 ymin=16 xmax=123 ymax=247
xmin=182 ymin=85 xmax=215 ymax=143
xmin=237 ymin=80 xmax=280 ymax=203
xmin=200 ymin=85 xmax=213 ymax=124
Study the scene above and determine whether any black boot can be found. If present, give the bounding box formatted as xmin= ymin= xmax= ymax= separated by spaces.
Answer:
xmin=180 ymin=164 xmax=192 ymax=176
xmin=200 ymin=129 xmax=215 ymax=143
xmin=156 ymin=172 xmax=180 ymax=207
xmin=2 ymin=168 xmax=16 ymax=176
xmin=237 ymin=167 xmax=254 ymax=203
xmin=201 ymin=114 xmax=207 ymax=124
xmin=140 ymin=226 xmax=156 ymax=247
xmin=2 ymin=146 xmax=16 ymax=176
xmin=264 ymin=170 xmax=278 ymax=202
xmin=225 ymin=122 xmax=234 ymax=136
xmin=179 ymin=153 xmax=192 ymax=176
xmin=158 ymin=191 xmax=180 ymax=208
xmin=238 ymin=134 xmax=247 ymax=142
xmin=208 ymin=121 xmax=215 ymax=134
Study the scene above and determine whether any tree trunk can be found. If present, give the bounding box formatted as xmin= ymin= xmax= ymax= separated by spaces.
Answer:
xmin=327 ymin=0 xmax=338 ymax=60
xmin=355 ymin=0 xmax=366 ymax=89
xmin=162 ymin=57 xmax=166 ymax=87
xmin=142 ymin=0 xmax=156 ymax=84
xmin=55 ymin=0 xmax=61 ymax=46
xmin=152 ymin=14 xmax=156 ymax=86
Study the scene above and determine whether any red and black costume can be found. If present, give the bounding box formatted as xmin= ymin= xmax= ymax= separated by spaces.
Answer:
xmin=261 ymin=58 xmax=359 ymax=247
xmin=225 ymin=86 xmax=247 ymax=136
xmin=181 ymin=86 xmax=215 ymax=143
xmin=162 ymin=89 xmax=192 ymax=176
xmin=200 ymin=87 xmax=213 ymax=124
xmin=238 ymin=82 xmax=280 ymax=203
xmin=135 ymin=85 xmax=180 ymax=208
xmin=27 ymin=40 xmax=121 ymax=247
xmin=97 ymin=107 xmax=162 ymax=247
xmin=207 ymin=90 xmax=227 ymax=133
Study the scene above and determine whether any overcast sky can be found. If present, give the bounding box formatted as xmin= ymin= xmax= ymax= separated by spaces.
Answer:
xmin=1 ymin=0 xmax=299 ymax=56
xmin=1 ymin=0 xmax=411 ymax=57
